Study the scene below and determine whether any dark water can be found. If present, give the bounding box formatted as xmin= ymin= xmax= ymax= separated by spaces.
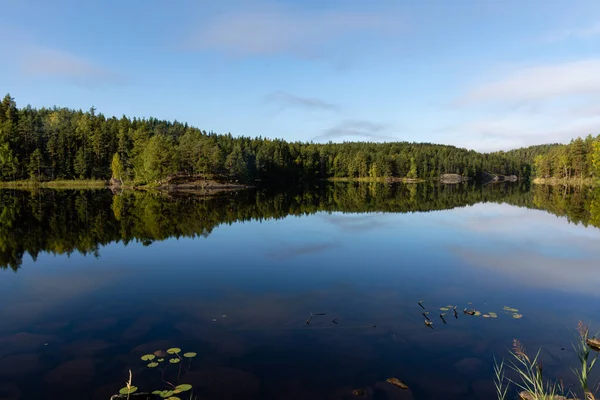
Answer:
xmin=1 ymin=183 xmax=600 ymax=400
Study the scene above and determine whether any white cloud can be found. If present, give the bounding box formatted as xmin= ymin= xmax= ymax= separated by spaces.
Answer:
xmin=184 ymin=4 xmax=401 ymax=59
xmin=448 ymin=59 xmax=600 ymax=151
xmin=313 ymin=119 xmax=398 ymax=142
xmin=264 ymin=91 xmax=340 ymax=112
xmin=444 ymin=117 xmax=600 ymax=152
xmin=461 ymin=59 xmax=600 ymax=104
xmin=20 ymin=47 xmax=125 ymax=85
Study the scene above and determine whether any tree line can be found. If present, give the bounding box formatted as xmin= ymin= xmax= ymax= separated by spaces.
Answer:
xmin=3 ymin=94 xmax=590 ymax=184
xmin=3 ymin=181 xmax=600 ymax=271
xmin=533 ymin=135 xmax=600 ymax=181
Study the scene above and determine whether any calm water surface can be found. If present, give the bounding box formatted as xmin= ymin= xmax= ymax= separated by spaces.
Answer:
xmin=0 ymin=183 xmax=599 ymax=400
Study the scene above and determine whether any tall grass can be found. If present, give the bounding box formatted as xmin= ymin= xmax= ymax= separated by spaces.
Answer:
xmin=495 ymin=322 xmax=599 ymax=400
xmin=572 ymin=322 xmax=599 ymax=400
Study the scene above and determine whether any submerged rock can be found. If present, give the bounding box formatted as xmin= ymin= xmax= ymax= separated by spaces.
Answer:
xmin=352 ymin=388 xmax=367 ymax=396
xmin=587 ymin=337 xmax=600 ymax=351
xmin=519 ymin=392 xmax=574 ymax=400
xmin=386 ymin=378 xmax=409 ymax=389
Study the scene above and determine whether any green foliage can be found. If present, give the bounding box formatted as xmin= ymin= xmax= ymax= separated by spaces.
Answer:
xmin=136 ymin=348 xmax=196 ymax=398
xmin=111 ymin=152 xmax=124 ymax=181
xmin=571 ymin=322 xmax=599 ymax=396
xmin=592 ymin=140 xmax=600 ymax=178
xmin=2 ymin=93 xmax=587 ymax=184
xmin=533 ymin=135 xmax=600 ymax=181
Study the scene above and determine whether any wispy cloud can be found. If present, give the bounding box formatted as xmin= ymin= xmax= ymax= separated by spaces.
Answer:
xmin=264 ymin=91 xmax=340 ymax=112
xmin=313 ymin=119 xmax=397 ymax=142
xmin=20 ymin=47 xmax=126 ymax=86
xmin=459 ymin=59 xmax=600 ymax=104
xmin=545 ymin=21 xmax=600 ymax=42
xmin=444 ymin=117 xmax=600 ymax=152
xmin=266 ymin=242 xmax=340 ymax=260
xmin=447 ymin=59 xmax=600 ymax=151
xmin=183 ymin=4 xmax=401 ymax=60
xmin=319 ymin=213 xmax=392 ymax=233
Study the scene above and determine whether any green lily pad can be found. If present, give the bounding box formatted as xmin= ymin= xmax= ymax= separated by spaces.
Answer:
xmin=169 ymin=358 xmax=181 ymax=364
xmin=119 ymin=386 xmax=138 ymax=395
xmin=512 ymin=314 xmax=523 ymax=319
xmin=141 ymin=354 xmax=155 ymax=361
xmin=160 ymin=391 xmax=174 ymax=398
xmin=474 ymin=311 xmax=481 ymax=316
xmin=167 ymin=397 xmax=181 ymax=400
xmin=147 ymin=362 xmax=159 ymax=368
xmin=490 ymin=314 xmax=498 ymax=318
xmin=183 ymin=352 xmax=197 ymax=358
xmin=439 ymin=307 xmax=449 ymax=311
xmin=157 ymin=358 xmax=164 ymax=362
xmin=503 ymin=306 xmax=519 ymax=312
xmin=152 ymin=390 xmax=162 ymax=395
xmin=175 ymin=384 xmax=192 ymax=392
xmin=167 ymin=348 xmax=181 ymax=354
xmin=488 ymin=312 xmax=497 ymax=317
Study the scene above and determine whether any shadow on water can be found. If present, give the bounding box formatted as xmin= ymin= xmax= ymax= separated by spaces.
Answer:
xmin=0 ymin=182 xmax=600 ymax=400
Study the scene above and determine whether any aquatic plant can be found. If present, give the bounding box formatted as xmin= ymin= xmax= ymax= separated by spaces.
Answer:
xmin=494 ymin=322 xmax=600 ymax=400
xmin=138 ymin=347 xmax=198 ymax=399
xmin=571 ymin=322 xmax=599 ymax=400
xmin=118 ymin=369 xmax=137 ymax=399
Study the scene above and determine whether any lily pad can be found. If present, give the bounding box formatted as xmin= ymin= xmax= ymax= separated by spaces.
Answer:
xmin=119 ymin=386 xmax=138 ymax=395
xmin=167 ymin=348 xmax=181 ymax=354
xmin=159 ymin=390 xmax=174 ymax=398
xmin=482 ymin=314 xmax=490 ymax=318
xmin=488 ymin=312 xmax=497 ymax=317
xmin=152 ymin=391 xmax=162 ymax=395
xmin=175 ymin=384 xmax=192 ymax=392
xmin=490 ymin=314 xmax=498 ymax=318
xmin=503 ymin=306 xmax=519 ymax=312
xmin=141 ymin=354 xmax=155 ymax=361
xmin=183 ymin=352 xmax=197 ymax=358
xmin=157 ymin=358 xmax=164 ymax=362
xmin=474 ymin=311 xmax=481 ymax=316
xmin=512 ymin=314 xmax=523 ymax=319
xmin=147 ymin=362 xmax=159 ymax=368
xmin=440 ymin=307 xmax=449 ymax=311
xmin=169 ymin=358 xmax=181 ymax=364
xmin=167 ymin=397 xmax=181 ymax=400
xmin=154 ymin=350 xmax=167 ymax=357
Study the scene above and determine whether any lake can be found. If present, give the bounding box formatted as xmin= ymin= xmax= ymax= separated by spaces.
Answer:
xmin=1 ymin=183 xmax=599 ymax=400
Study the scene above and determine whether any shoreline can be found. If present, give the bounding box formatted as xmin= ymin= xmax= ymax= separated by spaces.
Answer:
xmin=532 ymin=177 xmax=597 ymax=186
xmin=327 ymin=177 xmax=426 ymax=183
xmin=0 ymin=179 xmax=254 ymax=194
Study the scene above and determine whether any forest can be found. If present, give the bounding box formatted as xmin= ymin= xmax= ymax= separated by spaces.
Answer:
xmin=1 ymin=182 xmax=599 ymax=271
xmin=3 ymin=94 xmax=597 ymax=184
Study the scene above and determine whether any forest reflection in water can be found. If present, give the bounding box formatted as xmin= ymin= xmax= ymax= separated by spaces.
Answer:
xmin=1 ymin=182 xmax=600 ymax=271
xmin=1 ymin=182 xmax=600 ymax=400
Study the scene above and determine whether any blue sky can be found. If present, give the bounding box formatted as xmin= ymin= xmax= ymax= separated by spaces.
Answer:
xmin=1 ymin=0 xmax=600 ymax=151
